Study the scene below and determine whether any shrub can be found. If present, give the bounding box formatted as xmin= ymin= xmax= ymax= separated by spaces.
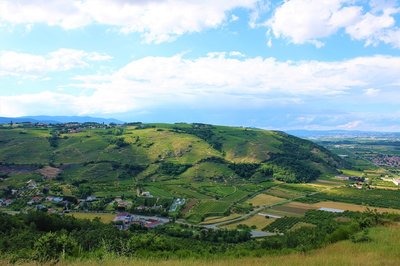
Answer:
xmin=34 ymin=232 xmax=79 ymax=262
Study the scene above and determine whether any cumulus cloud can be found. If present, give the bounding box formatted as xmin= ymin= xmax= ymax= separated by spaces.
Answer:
xmin=1 ymin=53 xmax=400 ymax=117
xmin=0 ymin=49 xmax=112 ymax=78
xmin=267 ymin=0 xmax=400 ymax=48
xmin=0 ymin=0 xmax=259 ymax=43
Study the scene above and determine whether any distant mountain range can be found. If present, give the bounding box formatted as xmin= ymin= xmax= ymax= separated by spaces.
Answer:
xmin=286 ymin=130 xmax=400 ymax=138
xmin=0 ymin=116 xmax=124 ymax=124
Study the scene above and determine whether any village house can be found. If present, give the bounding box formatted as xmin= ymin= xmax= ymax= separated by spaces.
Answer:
xmin=141 ymin=191 xmax=152 ymax=197
xmin=46 ymin=196 xmax=63 ymax=203
xmin=36 ymin=205 xmax=47 ymax=211
xmin=354 ymin=184 xmax=363 ymax=189
xmin=26 ymin=180 xmax=38 ymax=190
xmin=349 ymin=176 xmax=365 ymax=182
xmin=335 ymin=175 xmax=349 ymax=181
xmin=117 ymin=200 xmax=132 ymax=209
xmin=86 ymin=195 xmax=97 ymax=202
xmin=113 ymin=213 xmax=170 ymax=230
xmin=169 ymin=198 xmax=186 ymax=212
xmin=134 ymin=205 xmax=162 ymax=212
xmin=47 ymin=208 xmax=58 ymax=214
xmin=113 ymin=213 xmax=134 ymax=230
xmin=28 ymin=196 xmax=43 ymax=205
xmin=2 ymin=199 xmax=14 ymax=207
xmin=144 ymin=219 xmax=163 ymax=229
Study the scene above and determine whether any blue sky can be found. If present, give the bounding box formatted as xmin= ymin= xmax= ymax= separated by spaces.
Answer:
xmin=0 ymin=0 xmax=400 ymax=131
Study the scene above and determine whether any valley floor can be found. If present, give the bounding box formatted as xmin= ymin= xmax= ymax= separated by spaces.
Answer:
xmin=4 ymin=224 xmax=399 ymax=266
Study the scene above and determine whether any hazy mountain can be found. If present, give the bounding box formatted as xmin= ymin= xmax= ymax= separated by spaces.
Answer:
xmin=0 ymin=116 xmax=124 ymax=124
xmin=286 ymin=130 xmax=400 ymax=139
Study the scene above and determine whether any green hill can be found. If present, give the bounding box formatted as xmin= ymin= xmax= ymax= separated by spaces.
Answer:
xmin=0 ymin=122 xmax=346 ymax=221
xmin=0 ymin=122 xmax=344 ymax=178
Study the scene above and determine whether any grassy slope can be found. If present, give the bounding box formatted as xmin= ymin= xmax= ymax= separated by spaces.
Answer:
xmin=128 ymin=128 xmax=221 ymax=164
xmin=0 ymin=129 xmax=52 ymax=164
xmin=212 ymin=126 xmax=282 ymax=163
xmin=180 ymin=162 xmax=238 ymax=180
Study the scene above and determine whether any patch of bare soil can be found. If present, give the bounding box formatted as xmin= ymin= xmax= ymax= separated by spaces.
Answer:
xmin=37 ymin=166 xmax=62 ymax=179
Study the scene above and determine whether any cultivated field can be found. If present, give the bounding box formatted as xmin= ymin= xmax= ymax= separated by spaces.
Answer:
xmin=308 ymin=187 xmax=400 ymax=209
xmin=200 ymin=213 xmax=241 ymax=225
xmin=66 ymin=212 xmax=116 ymax=223
xmin=269 ymin=201 xmax=317 ymax=216
xmin=246 ymin=194 xmax=285 ymax=206
xmin=222 ymin=214 xmax=276 ymax=230
xmin=312 ymin=201 xmax=400 ymax=214
xmin=186 ymin=200 xmax=231 ymax=223
xmin=264 ymin=186 xmax=306 ymax=199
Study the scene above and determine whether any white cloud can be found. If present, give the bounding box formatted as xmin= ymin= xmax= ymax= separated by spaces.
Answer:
xmin=229 ymin=51 xmax=245 ymax=57
xmin=1 ymin=53 xmax=400 ymax=117
xmin=345 ymin=7 xmax=397 ymax=46
xmin=0 ymin=0 xmax=91 ymax=29
xmin=364 ymin=88 xmax=380 ymax=96
xmin=0 ymin=49 xmax=112 ymax=77
xmin=267 ymin=0 xmax=350 ymax=46
xmin=380 ymin=28 xmax=400 ymax=48
xmin=0 ymin=0 xmax=259 ymax=43
xmin=267 ymin=0 xmax=400 ymax=48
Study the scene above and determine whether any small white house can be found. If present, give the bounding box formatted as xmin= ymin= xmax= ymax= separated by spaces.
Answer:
xmin=86 ymin=195 xmax=97 ymax=202
xmin=26 ymin=180 xmax=37 ymax=190
xmin=141 ymin=191 xmax=152 ymax=197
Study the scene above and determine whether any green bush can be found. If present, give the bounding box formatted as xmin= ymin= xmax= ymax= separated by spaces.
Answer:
xmin=34 ymin=232 xmax=79 ymax=262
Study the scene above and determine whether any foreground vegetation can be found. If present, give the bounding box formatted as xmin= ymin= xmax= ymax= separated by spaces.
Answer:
xmin=57 ymin=224 xmax=400 ymax=266
xmin=0 ymin=210 xmax=399 ymax=265
xmin=0 ymin=208 xmax=396 ymax=264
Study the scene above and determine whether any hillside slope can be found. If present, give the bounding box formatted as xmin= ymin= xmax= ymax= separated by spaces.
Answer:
xmin=0 ymin=123 xmax=344 ymax=183
xmin=0 ymin=122 xmax=347 ymax=222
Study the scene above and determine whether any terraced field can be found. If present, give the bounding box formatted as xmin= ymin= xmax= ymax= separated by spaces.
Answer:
xmin=186 ymin=200 xmax=231 ymax=223
xmin=200 ymin=213 xmax=241 ymax=225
